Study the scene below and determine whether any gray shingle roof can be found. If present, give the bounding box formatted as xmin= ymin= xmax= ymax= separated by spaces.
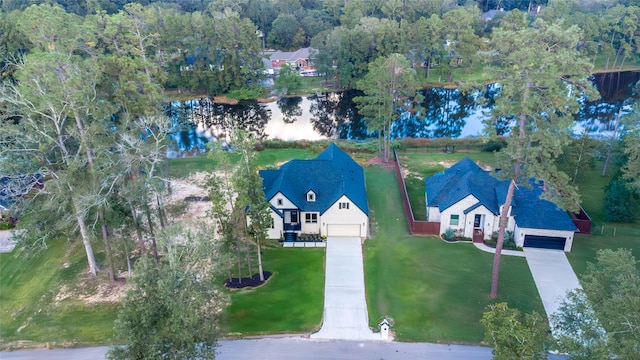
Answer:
xmin=260 ymin=143 xmax=368 ymax=215
xmin=425 ymin=158 xmax=577 ymax=232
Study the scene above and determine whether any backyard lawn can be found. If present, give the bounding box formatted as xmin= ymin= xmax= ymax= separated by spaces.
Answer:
xmin=364 ymin=165 xmax=544 ymax=343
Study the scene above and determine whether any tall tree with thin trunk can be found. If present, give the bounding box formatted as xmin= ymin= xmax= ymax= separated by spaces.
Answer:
xmin=354 ymin=53 xmax=421 ymax=162
xmin=483 ymin=18 xmax=598 ymax=298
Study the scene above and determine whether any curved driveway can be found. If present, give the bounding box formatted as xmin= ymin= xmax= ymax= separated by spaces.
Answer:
xmin=311 ymin=237 xmax=378 ymax=340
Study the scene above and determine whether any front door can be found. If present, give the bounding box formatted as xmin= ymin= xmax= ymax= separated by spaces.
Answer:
xmin=290 ymin=210 xmax=298 ymax=224
xmin=474 ymin=214 xmax=482 ymax=228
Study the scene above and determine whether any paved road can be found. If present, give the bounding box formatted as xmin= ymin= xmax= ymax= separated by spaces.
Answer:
xmin=524 ymin=248 xmax=582 ymax=322
xmin=311 ymin=237 xmax=378 ymax=340
xmin=0 ymin=339 xmax=494 ymax=360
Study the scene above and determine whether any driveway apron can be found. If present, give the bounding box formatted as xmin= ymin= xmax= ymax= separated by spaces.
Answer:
xmin=311 ymin=237 xmax=378 ymax=340
xmin=523 ymin=248 xmax=582 ymax=321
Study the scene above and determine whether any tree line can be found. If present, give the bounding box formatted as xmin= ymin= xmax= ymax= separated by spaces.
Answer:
xmin=3 ymin=1 xmax=640 ymax=95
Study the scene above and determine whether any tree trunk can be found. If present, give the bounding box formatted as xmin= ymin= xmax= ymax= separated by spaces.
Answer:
xmin=490 ymin=81 xmax=528 ymax=298
xmin=602 ymin=106 xmax=622 ymax=176
xmin=74 ymin=200 xmax=98 ymax=276
xmin=128 ymin=199 xmax=146 ymax=256
xmin=101 ymin=221 xmax=116 ymax=282
xmin=257 ymin=241 xmax=265 ymax=282
xmin=490 ymin=179 xmax=516 ymax=299
xmin=165 ymin=155 xmax=172 ymax=195
xmin=236 ymin=236 xmax=243 ymax=284
xmin=246 ymin=244 xmax=253 ymax=278
xmin=144 ymin=203 xmax=159 ymax=264
xmin=123 ymin=235 xmax=132 ymax=278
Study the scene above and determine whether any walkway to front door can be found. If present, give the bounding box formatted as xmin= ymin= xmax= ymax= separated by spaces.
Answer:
xmin=311 ymin=237 xmax=379 ymax=340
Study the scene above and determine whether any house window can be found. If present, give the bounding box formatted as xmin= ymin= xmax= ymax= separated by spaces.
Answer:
xmin=339 ymin=202 xmax=349 ymax=209
xmin=305 ymin=213 xmax=318 ymax=223
xmin=270 ymin=217 xmax=275 ymax=229
xmin=307 ymin=192 xmax=315 ymax=202
xmin=277 ymin=198 xmax=283 ymax=206
xmin=450 ymin=214 xmax=460 ymax=226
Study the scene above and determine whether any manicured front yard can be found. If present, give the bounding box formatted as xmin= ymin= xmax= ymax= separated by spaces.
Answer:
xmin=223 ymin=248 xmax=325 ymax=336
xmin=364 ymin=165 xmax=544 ymax=343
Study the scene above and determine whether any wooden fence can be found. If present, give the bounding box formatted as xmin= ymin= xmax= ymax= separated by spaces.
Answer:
xmin=393 ymin=151 xmax=441 ymax=236
xmin=572 ymin=206 xmax=592 ymax=235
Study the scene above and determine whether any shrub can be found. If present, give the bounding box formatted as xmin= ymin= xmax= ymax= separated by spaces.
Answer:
xmin=481 ymin=139 xmax=507 ymax=152
xmin=0 ymin=221 xmax=14 ymax=230
xmin=442 ymin=228 xmax=455 ymax=241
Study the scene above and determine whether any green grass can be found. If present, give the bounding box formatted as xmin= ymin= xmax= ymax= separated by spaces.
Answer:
xmin=364 ymin=165 xmax=544 ymax=343
xmin=0 ymin=240 xmax=117 ymax=349
xmin=398 ymin=151 xmax=499 ymax=221
xmin=223 ymin=247 xmax=325 ymax=335
xmin=568 ymin=225 xmax=640 ymax=277
xmin=168 ymin=148 xmax=317 ymax=178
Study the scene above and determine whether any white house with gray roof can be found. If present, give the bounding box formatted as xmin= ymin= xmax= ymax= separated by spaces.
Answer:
xmin=425 ymin=158 xmax=579 ymax=251
xmin=260 ymin=143 xmax=368 ymax=241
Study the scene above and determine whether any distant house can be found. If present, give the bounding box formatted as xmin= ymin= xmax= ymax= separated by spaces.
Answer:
xmin=481 ymin=8 xmax=506 ymax=21
xmin=266 ymin=47 xmax=316 ymax=72
xmin=425 ymin=158 xmax=579 ymax=251
xmin=260 ymin=143 xmax=369 ymax=241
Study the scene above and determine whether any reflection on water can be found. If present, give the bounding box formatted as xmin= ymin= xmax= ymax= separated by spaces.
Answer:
xmin=167 ymin=72 xmax=638 ymax=155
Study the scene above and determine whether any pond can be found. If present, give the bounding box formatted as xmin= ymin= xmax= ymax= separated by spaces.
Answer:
xmin=166 ymin=71 xmax=639 ymax=156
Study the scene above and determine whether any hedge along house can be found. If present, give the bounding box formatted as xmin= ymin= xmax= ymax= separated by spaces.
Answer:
xmin=424 ymin=158 xmax=579 ymax=252
xmin=260 ymin=143 xmax=369 ymax=242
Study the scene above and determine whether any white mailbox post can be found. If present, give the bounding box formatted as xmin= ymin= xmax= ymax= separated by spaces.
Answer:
xmin=378 ymin=319 xmax=391 ymax=341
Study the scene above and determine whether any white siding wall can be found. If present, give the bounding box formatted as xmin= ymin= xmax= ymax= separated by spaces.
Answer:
xmin=269 ymin=192 xmax=297 ymax=210
xmin=426 ymin=206 xmax=440 ymax=222
xmin=514 ymin=225 xmax=576 ymax=252
xmin=301 ymin=212 xmax=321 ymax=233
xmin=266 ymin=209 xmax=283 ymax=239
xmin=440 ymin=195 xmax=478 ymax=235
xmin=320 ymin=195 xmax=368 ymax=238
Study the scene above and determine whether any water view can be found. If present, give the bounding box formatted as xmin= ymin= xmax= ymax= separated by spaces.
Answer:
xmin=166 ymin=71 xmax=639 ymax=156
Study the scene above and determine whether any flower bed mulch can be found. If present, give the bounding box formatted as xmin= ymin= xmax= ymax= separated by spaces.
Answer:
xmin=224 ymin=272 xmax=272 ymax=289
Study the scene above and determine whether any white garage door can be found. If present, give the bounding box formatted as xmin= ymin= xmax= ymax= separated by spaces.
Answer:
xmin=327 ymin=224 xmax=361 ymax=237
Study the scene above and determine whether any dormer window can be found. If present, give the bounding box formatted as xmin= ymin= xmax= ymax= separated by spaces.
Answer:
xmin=307 ymin=191 xmax=316 ymax=202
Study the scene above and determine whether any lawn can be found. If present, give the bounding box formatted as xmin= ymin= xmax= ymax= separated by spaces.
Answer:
xmin=222 ymin=247 xmax=325 ymax=336
xmin=364 ymin=165 xmax=544 ymax=343
xmin=168 ymin=148 xmax=318 ymax=179
xmin=0 ymin=239 xmax=117 ymax=349
xmin=397 ymin=151 xmax=499 ymax=220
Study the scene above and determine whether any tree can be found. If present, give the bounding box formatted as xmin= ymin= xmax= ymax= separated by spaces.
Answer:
xmin=274 ymin=63 xmax=302 ymax=95
xmin=481 ymin=303 xmax=551 ymax=360
xmin=268 ymin=13 xmax=300 ymax=49
xmin=0 ymin=4 xmax=113 ymax=276
xmin=208 ymin=130 xmax=271 ymax=283
xmin=602 ymin=178 xmax=639 ymax=223
xmin=621 ymin=97 xmax=640 ymax=192
xmin=553 ymin=249 xmax=640 ymax=360
xmin=108 ymin=221 xmax=228 ymax=360
xmin=483 ymin=19 xmax=598 ymax=298
xmin=355 ymin=53 xmax=420 ymax=162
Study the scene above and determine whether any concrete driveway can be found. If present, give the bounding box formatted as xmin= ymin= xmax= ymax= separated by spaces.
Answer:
xmin=311 ymin=237 xmax=378 ymax=340
xmin=524 ymin=248 xmax=582 ymax=320
xmin=0 ymin=230 xmax=17 ymax=253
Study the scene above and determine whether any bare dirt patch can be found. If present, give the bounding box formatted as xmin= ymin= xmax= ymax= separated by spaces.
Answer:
xmin=168 ymin=172 xmax=213 ymax=221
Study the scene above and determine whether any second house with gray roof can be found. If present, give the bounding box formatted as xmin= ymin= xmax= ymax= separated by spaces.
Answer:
xmin=260 ymin=143 xmax=369 ymax=241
